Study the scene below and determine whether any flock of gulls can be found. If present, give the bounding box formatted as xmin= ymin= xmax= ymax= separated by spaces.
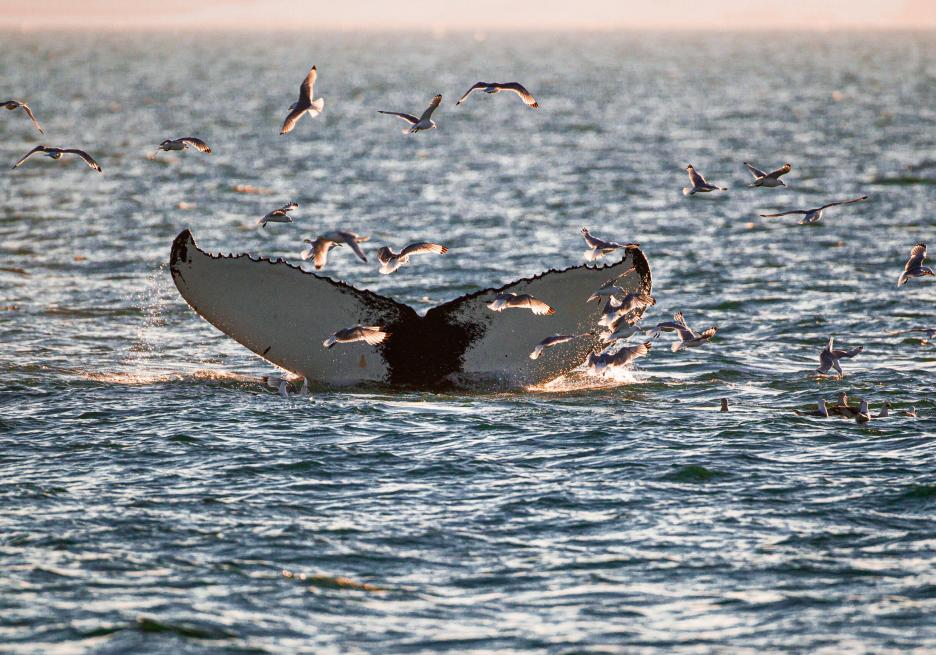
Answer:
xmin=5 ymin=65 xmax=933 ymax=420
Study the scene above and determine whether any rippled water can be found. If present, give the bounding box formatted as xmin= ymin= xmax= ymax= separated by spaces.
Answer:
xmin=2 ymin=30 xmax=935 ymax=653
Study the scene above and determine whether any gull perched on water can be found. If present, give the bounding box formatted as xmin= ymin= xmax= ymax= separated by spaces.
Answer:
xmin=896 ymin=243 xmax=934 ymax=286
xmin=377 ymin=242 xmax=448 ymax=275
xmin=323 ymin=325 xmax=389 ymax=349
xmin=2 ymin=100 xmax=43 ymax=133
xmin=794 ymin=396 xmax=830 ymax=417
xmin=378 ymin=94 xmax=442 ymax=134
xmin=829 ymin=392 xmax=859 ymax=418
xmin=487 ymin=292 xmax=555 ymax=315
xmin=855 ymin=399 xmax=872 ymax=424
xmin=258 ymin=202 xmax=299 ymax=228
xmin=744 ymin=162 xmax=791 ymax=187
xmin=455 ymin=82 xmax=539 ymax=108
xmin=682 ymin=165 xmax=727 ymax=196
xmin=904 ymin=406 xmax=918 ymax=418
xmin=597 ymin=293 xmax=656 ymax=327
xmin=671 ymin=312 xmax=717 ymax=352
xmin=11 ymin=145 xmax=101 ymax=172
xmin=587 ymin=341 xmax=652 ymax=373
xmin=760 ymin=196 xmax=868 ymax=224
xmin=816 ymin=337 xmax=863 ymax=377
xmin=581 ymin=228 xmax=637 ymax=262
xmin=281 ymin=66 xmax=324 ymax=135
xmin=529 ymin=334 xmax=586 ymax=360
xmin=149 ymin=137 xmax=212 ymax=159
xmin=877 ymin=401 xmax=891 ymax=418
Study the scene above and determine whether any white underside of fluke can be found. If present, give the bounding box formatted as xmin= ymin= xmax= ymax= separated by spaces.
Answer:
xmin=169 ymin=230 xmax=652 ymax=390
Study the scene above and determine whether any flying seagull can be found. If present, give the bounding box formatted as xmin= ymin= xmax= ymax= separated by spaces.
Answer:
xmin=378 ymin=94 xmax=442 ymax=134
xmin=816 ymin=336 xmax=863 ymax=377
xmin=302 ymin=231 xmax=369 ymax=269
xmin=455 ymin=82 xmax=539 ymax=108
xmin=377 ymin=242 xmax=447 ymax=275
xmin=258 ymin=202 xmax=299 ymax=228
xmin=150 ymin=137 xmax=212 ymax=159
xmin=11 ymin=145 xmax=101 ymax=172
xmin=581 ymin=228 xmax=637 ymax=262
xmin=2 ymin=100 xmax=43 ymax=133
xmin=587 ymin=341 xmax=652 ymax=373
xmin=586 ymin=268 xmax=636 ymax=303
xmin=744 ymin=162 xmax=791 ymax=187
xmin=597 ymin=292 xmax=655 ymax=327
xmin=487 ymin=292 xmax=555 ymax=315
xmin=670 ymin=312 xmax=718 ymax=352
xmin=896 ymin=243 xmax=934 ymax=287
xmin=529 ymin=334 xmax=586 ymax=360
xmin=264 ymin=374 xmax=291 ymax=398
xmin=600 ymin=316 xmax=645 ymax=344
xmin=323 ymin=325 xmax=389 ymax=349
xmin=760 ymin=196 xmax=868 ymax=224
xmin=683 ymin=165 xmax=727 ymax=196
xmin=281 ymin=66 xmax=324 ymax=135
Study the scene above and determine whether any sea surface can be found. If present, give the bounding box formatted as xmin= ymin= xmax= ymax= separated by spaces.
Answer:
xmin=1 ymin=30 xmax=935 ymax=654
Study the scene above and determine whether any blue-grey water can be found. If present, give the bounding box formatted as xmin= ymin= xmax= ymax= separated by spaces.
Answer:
xmin=2 ymin=30 xmax=935 ymax=654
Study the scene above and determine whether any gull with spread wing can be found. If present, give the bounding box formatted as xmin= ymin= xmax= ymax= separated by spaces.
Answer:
xmin=150 ymin=137 xmax=212 ymax=158
xmin=682 ymin=165 xmax=727 ymax=196
xmin=258 ymin=202 xmax=299 ymax=228
xmin=760 ymin=196 xmax=868 ymax=224
xmin=488 ymin=292 xmax=555 ymax=315
xmin=744 ymin=161 xmax=791 ymax=187
xmin=378 ymin=94 xmax=442 ymax=134
xmin=816 ymin=336 xmax=863 ymax=377
xmin=896 ymin=243 xmax=934 ymax=286
xmin=455 ymin=82 xmax=539 ymax=108
xmin=323 ymin=326 xmax=389 ymax=349
xmin=377 ymin=242 xmax=448 ymax=275
xmin=281 ymin=66 xmax=324 ymax=135
xmin=2 ymin=100 xmax=43 ymax=133
xmin=11 ymin=145 xmax=101 ymax=172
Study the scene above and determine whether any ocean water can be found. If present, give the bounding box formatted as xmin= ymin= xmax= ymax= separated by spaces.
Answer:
xmin=1 ymin=29 xmax=935 ymax=654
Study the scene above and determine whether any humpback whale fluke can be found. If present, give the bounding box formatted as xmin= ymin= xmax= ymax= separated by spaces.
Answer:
xmin=169 ymin=229 xmax=652 ymax=390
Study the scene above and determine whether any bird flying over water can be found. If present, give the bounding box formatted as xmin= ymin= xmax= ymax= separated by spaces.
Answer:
xmin=301 ymin=237 xmax=340 ymax=270
xmin=258 ymin=202 xmax=299 ymax=228
xmin=600 ymin=316 xmax=645 ymax=344
xmin=597 ymin=292 xmax=655 ymax=327
xmin=587 ymin=341 xmax=652 ymax=373
xmin=302 ymin=231 xmax=369 ymax=269
xmin=323 ymin=325 xmax=388 ymax=349
xmin=378 ymin=94 xmax=442 ymax=134
xmin=2 ymin=100 xmax=43 ymax=133
xmin=670 ymin=312 xmax=717 ymax=352
xmin=816 ymin=336 xmax=863 ymax=377
xmin=760 ymin=196 xmax=868 ymax=224
xmin=586 ymin=268 xmax=636 ymax=303
xmin=682 ymin=165 xmax=727 ymax=196
xmin=281 ymin=66 xmax=324 ymax=135
xmin=150 ymin=137 xmax=212 ymax=159
xmin=377 ymin=242 xmax=447 ymax=275
xmin=487 ymin=292 xmax=555 ymax=315
xmin=744 ymin=162 xmax=791 ymax=187
xmin=581 ymin=228 xmax=637 ymax=262
xmin=455 ymin=82 xmax=539 ymax=108
xmin=896 ymin=243 xmax=934 ymax=287
xmin=11 ymin=145 xmax=101 ymax=172
xmin=529 ymin=334 xmax=585 ymax=360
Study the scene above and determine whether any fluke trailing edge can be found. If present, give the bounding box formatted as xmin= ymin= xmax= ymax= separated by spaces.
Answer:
xmin=169 ymin=230 xmax=652 ymax=390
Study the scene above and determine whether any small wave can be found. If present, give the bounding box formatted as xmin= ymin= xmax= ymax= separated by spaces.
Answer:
xmin=530 ymin=368 xmax=642 ymax=392
xmin=134 ymin=616 xmax=236 ymax=640
xmin=282 ymin=569 xmax=385 ymax=593
xmin=661 ymin=465 xmax=729 ymax=483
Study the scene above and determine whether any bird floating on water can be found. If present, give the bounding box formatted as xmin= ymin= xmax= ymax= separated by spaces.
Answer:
xmin=11 ymin=145 xmax=101 ymax=172
xmin=816 ymin=337 xmax=863 ymax=378
xmin=683 ymin=165 xmax=727 ymax=196
xmin=258 ymin=202 xmax=299 ymax=228
xmin=888 ymin=326 xmax=936 ymax=342
xmin=760 ymin=196 xmax=868 ymax=224
xmin=323 ymin=325 xmax=389 ymax=349
xmin=377 ymin=242 xmax=447 ymax=275
xmin=2 ymin=100 xmax=43 ymax=133
xmin=529 ymin=334 xmax=585 ymax=360
xmin=488 ymin=292 xmax=555 ymax=315
xmin=794 ymin=396 xmax=830 ymax=417
xmin=855 ymin=399 xmax=871 ymax=424
xmin=896 ymin=243 xmax=934 ymax=287
xmin=150 ymin=137 xmax=212 ymax=159
xmin=281 ymin=66 xmax=324 ymax=135
xmin=455 ymin=82 xmax=539 ymax=108
xmin=720 ymin=398 xmax=730 ymax=412
xmin=744 ymin=162 xmax=791 ymax=187
xmin=829 ymin=392 xmax=859 ymax=418
xmin=581 ymin=228 xmax=638 ymax=262
xmin=378 ymin=94 xmax=442 ymax=134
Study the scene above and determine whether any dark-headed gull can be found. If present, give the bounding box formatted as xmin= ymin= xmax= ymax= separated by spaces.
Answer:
xmin=11 ymin=145 xmax=101 ymax=172
xmin=150 ymin=137 xmax=211 ymax=159
xmin=455 ymin=82 xmax=539 ymax=108
xmin=2 ymin=100 xmax=43 ymax=133
xmin=258 ymin=202 xmax=299 ymax=228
